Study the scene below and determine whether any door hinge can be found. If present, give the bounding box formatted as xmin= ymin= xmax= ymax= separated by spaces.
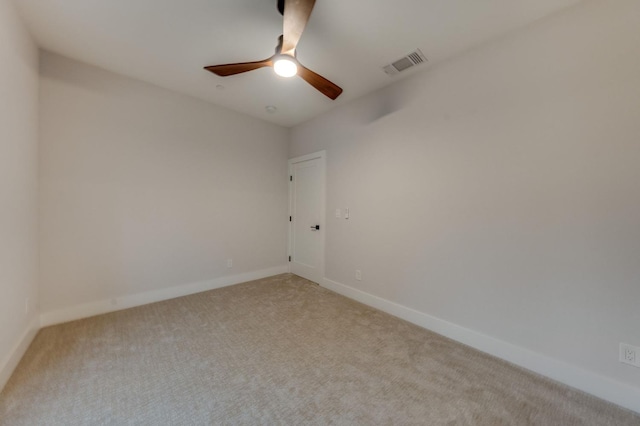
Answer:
xmin=289 ymin=175 xmax=293 ymax=181
xmin=289 ymin=216 xmax=292 ymax=222
xmin=288 ymin=256 xmax=291 ymax=262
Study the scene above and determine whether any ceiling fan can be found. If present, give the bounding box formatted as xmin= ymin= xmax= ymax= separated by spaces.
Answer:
xmin=204 ymin=0 xmax=343 ymax=100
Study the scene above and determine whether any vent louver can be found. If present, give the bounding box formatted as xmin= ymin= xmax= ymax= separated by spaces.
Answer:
xmin=383 ymin=49 xmax=427 ymax=76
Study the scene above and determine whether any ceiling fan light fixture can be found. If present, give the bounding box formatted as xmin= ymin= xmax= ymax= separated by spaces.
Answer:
xmin=204 ymin=0 xmax=343 ymax=99
xmin=273 ymin=56 xmax=298 ymax=78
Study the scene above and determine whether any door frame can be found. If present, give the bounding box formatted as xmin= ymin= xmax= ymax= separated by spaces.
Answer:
xmin=288 ymin=150 xmax=326 ymax=284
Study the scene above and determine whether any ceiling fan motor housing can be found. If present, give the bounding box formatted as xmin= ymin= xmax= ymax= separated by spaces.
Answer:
xmin=275 ymin=35 xmax=296 ymax=57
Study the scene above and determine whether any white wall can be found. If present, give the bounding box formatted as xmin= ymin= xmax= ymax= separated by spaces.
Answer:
xmin=291 ymin=0 xmax=640 ymax=407
xmin=0 ymin=0 xmax=40 ymax=389
xmin=39 ymin=52 xmax=289 ymax=319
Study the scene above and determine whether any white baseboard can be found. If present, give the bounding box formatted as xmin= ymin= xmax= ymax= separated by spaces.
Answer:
xmin=40 ymin=265 xmax=289 ymax=327
xmin=321 ymin=277 xmax=640 ymax=414
xmin=0 ymin=317 xmax=40 ymax=392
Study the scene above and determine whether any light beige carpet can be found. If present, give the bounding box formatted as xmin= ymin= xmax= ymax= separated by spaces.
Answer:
xmin=1 ymin=274 xmax=638 ymax=425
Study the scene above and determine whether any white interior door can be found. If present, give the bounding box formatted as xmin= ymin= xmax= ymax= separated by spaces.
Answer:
xmin=289 ymin=151 xmax=325 ymax=284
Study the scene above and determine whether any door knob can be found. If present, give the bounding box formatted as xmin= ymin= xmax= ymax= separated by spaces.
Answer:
xmin=310 ymin=225 xmax=320 ymax=231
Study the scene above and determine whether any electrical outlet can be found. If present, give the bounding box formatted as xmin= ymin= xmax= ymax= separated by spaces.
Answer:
xmin=355 ymin=270 xmax=362 ymax=281
xmin=620 ymin=343 xmax=640 ymax=368
xmin=227 ymin=259 xmax=233 ymax=268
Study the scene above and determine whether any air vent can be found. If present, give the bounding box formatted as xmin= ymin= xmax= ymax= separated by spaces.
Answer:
xmin=383 ymin=49 xmax=427 ymax=76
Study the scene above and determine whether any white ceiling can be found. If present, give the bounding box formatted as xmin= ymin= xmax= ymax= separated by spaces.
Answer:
xmin=14 ymin=0 xmax=582 ymax=127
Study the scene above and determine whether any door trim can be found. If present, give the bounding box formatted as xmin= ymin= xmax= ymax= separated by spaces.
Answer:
xmin=288 ymin=150 xmax=326 ymax=284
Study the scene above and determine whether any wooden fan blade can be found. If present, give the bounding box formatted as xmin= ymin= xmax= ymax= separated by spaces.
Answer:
xmin=298 ymin=64 xmax=343 ymax=100
xmin=282 ymin=0 xmax=316 ymax=55
xmin=204 ymin=58 xmax=273 ymax=76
